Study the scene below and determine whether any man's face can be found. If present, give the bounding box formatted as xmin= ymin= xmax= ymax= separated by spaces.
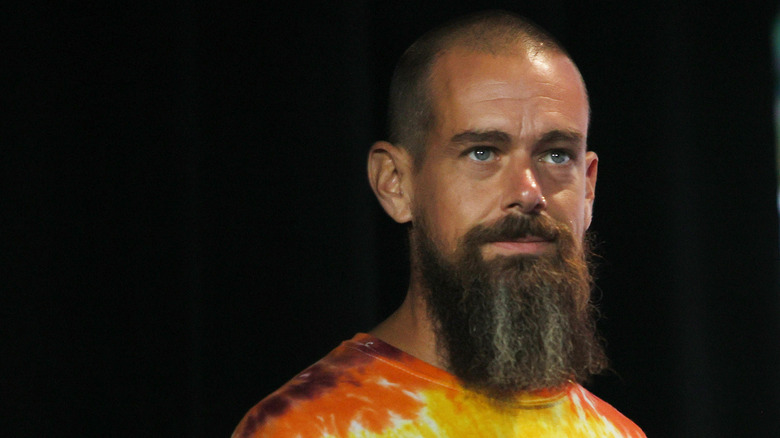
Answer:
xmin=410 ymin=47 xmax=597 ymax=261
xmin=406 ymin=46 xmax=604 ymax=397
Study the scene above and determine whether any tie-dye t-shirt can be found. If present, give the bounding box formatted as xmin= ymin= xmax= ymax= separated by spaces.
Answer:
xmin=233 ymin=334 xmax=645 ymax=438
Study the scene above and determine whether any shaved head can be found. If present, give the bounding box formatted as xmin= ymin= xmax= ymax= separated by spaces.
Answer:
xmin=388 ymin=10 xmax=579 ymax=166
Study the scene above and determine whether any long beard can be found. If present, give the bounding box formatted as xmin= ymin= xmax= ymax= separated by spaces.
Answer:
xmin=412 ymin=213 xmax=607 ymax=400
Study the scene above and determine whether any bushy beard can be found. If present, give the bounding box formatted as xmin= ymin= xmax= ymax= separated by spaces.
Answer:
xmin=412 ymin=213 xmax=607 ymax=401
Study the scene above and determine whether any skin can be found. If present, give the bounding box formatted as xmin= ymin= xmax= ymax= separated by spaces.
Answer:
xmin=367 ymin=45 xmax=598 ymax=370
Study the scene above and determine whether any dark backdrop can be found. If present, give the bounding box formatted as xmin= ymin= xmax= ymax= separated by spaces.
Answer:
xmin=5 ymin=1 xmax=780 ymax=436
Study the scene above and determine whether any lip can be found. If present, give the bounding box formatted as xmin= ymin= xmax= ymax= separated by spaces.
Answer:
xmin=486 ymin=237 xmax=553 ymax=256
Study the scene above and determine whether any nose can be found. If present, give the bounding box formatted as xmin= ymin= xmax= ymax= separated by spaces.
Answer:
xmin=503 ymin=165 xmax=546 ymax=214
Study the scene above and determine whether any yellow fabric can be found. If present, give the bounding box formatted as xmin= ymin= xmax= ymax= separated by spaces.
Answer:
xmin=233 ymin=334 xmax=645 ymax=438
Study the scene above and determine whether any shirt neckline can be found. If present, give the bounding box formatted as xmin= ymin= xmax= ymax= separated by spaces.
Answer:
xmin=345 ymin=332 xmax=571 ymax=408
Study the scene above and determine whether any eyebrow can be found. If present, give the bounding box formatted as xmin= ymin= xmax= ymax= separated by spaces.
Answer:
xmin=450 ymin=130 xmax=511 ymax=145
xmin=449 ymin=129 xmax=584 ymax=146
xmin=538 ymin=129 xmax=584 ymax=145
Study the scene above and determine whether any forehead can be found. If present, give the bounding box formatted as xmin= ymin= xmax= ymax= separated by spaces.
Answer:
xmin=427 ymin=47 xmax=589 ymax=136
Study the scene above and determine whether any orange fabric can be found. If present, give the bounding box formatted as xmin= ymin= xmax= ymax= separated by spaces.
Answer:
xmin=233 ymin=334 xmax=645 ymax=437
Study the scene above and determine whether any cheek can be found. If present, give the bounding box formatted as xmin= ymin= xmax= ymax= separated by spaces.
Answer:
xmin=420 ymin=183 xmax=491 ymax=252
xmin=426 ymin=193 xmax=467 ymax=250
xmin=547 ymin=190 xmax=588 ymax=237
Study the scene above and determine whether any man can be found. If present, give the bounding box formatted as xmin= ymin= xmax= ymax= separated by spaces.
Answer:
xmin=234 ymin=10 xmax=645 ymax=437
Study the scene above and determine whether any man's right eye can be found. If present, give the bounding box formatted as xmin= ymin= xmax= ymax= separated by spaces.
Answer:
xmin=467 ymin=147 xmax=497 ymax=162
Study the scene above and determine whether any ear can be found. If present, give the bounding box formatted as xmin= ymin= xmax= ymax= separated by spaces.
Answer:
xmin=367 ymin=141 xmax=414 ymax=224
xmin=583 ymin=151 xmax=598 ymax=230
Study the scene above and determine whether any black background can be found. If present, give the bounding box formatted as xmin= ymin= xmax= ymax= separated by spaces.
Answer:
xmin=5 ymin=1 xmax=780 ymax=436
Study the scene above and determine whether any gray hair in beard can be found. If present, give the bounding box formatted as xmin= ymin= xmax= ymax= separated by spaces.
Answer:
xmin=412 ymin=213 xmax=607 ymax=401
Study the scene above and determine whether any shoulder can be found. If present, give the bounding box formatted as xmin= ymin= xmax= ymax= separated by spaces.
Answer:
xmin=232 ymin=335 xmax=440 ymax=438
xmin=567 ymin=384 xmax=647 ymax=438
xmin=232 ymin=340 xmax=371 ymax=438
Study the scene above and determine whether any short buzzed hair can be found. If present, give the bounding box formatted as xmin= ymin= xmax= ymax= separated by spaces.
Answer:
xmin=388 ymin=10 xmax=572 ymax=166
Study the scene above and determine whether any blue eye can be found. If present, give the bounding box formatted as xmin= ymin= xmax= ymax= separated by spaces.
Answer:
xmin=467 ymin=147 xmax=496 ymax=162
xmin=541 ymin=150 xmax=571 ymax=164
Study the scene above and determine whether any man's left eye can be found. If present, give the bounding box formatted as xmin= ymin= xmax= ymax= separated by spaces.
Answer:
xmin=540 ymin=150 xmax=571 ymax=165
xmin=467 ymin=147 xmax=497 ymax=162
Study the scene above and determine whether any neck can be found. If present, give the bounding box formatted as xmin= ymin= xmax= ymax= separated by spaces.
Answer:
xmin=369 ymin=280 xmax=444 ymax=370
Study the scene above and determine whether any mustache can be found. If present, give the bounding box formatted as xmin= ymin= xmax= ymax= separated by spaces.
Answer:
xmin=462 ymin=214 xmax=563 ymax=246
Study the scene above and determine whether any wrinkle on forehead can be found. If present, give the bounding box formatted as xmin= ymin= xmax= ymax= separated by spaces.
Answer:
xmin=441 ymin=58 xmax=583 ymax=100
xmin=471 ymin=95 xmax=567 ymax=105
xmin=429 ymin=48 xmax=589 ymax=136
